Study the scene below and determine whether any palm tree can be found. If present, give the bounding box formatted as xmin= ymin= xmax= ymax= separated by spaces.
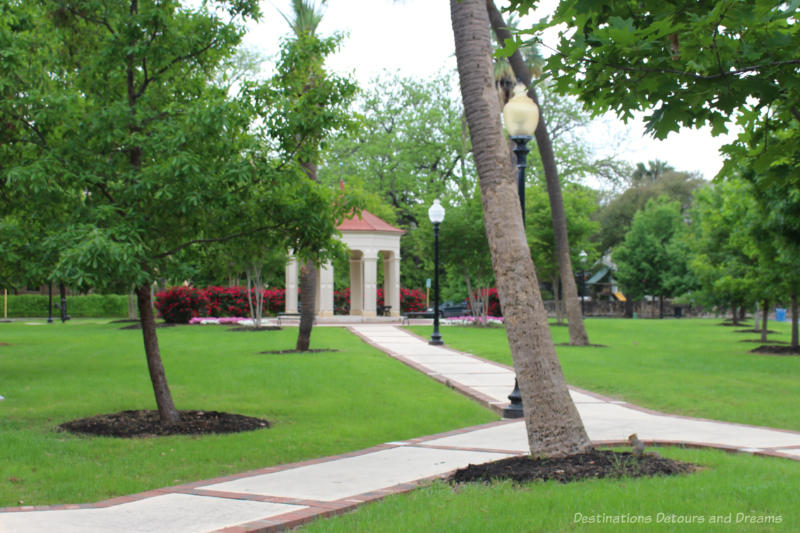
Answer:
xmin=450 ymin=0 xmax=592 ymax=456
xmin=282 ymin=0 xmax=328 ymax=351
xmin=632 ymin=159 xmax=674 ymax=184
xmin=487 ymin=0 xmax=590 ymax=346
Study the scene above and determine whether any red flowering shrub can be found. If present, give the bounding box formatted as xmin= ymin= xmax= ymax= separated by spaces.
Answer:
xmin=465 ymin=288 xmax=502 ymax=317
xmin=264 ymin=288 xmax=285 ymax=314
xmin=331 ymin=287 xmax=425 ymax=313
xmin=155 ymin=287 xmax=209 ymax=324
xmin=400 ymin=288 xmax=426 ymax=312
xmin=334 ymin=288 xmax=350 ymax=315
xmin=204 ymin=286 xmax=251 ymax=317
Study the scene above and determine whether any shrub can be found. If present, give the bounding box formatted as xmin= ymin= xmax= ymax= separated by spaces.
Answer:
xmin=334 ymin=288 xmax=350 ymax=315
xmin=330 ymin=287 xmax=426 ymax=314
xmin=400 ymin=288 xmax=426 ymax=312
xmin=264 ymin=288 xmax=286 ymax=314
xmin=154 ymin=287 xmax=209 ymax=324
xmin=204 ymin=286 xmax=251 ymax=318
xmin=3 ymin=294 xmax=127 ymax=318
xmin=465 ymin=288 xmax=503 ymax=317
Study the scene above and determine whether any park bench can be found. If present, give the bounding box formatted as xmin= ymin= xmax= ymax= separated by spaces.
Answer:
xmin=401 ymin=311 xmax=434 ymax=325
xmin=276 ymin=312 xmax=302 ymax=326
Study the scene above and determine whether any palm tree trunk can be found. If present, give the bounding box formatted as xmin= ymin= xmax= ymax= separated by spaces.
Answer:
xmin=296 ymin=259 xmax=316 ymax=351
xmin=296 ymin=160 xmax=319 ymax=350
xmin=451 ymin=0 xmax=592 ymax=457
xmin=486 ymin=0 xmax=589 ymax=346
xmin=135 ymin=285 xmax=180 ymax=425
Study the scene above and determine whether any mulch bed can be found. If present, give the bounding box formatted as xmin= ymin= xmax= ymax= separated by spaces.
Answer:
xmin=119 ymin=322 xmax=180 ymax=330
xmin=260 ymin=348 xmax=339 ymax=355
xmin=449 ymin=450 xmax=697 ymax=485
xmin=59 ymin=410 xmax=270 ymax=438
xmin=734 ymin=329 xmax=779 ymax=334
xmin=739 ymin=339 xmax=787 ymax=344
xmin=750 ymin=345 xmax=800 ymax=356
xmin=109 ymin=319 xmax=140 ymax=324
xmin=228 ymin=326 xmax=282 ymax=332
xmin=555 ymin=343 xmax=607 ymax=348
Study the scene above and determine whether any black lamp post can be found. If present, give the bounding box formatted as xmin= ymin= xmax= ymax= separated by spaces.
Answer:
xmin=428 ymin=199 xmax=445 ymax=346
xmin=501 ymin=83 xmax=540 ymax=419
xmin=579 ymin=250 xmax=588 ymax=317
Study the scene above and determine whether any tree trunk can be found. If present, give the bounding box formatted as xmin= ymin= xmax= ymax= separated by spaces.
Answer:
xmin=731 ymin=305 xmax=739 ymax=325
xmin=659 ymin=295 xmax=664 ymax=319
xmin=296 ymin=259 xmax=317 ymax=351
xmin=553 ymin=276 xmax=565 ymax=323
xmin=135 ymin=285 xmax=180 ymax=425
xmin=451 ymin=0 xmax=592 ymax=457
xmin=761 ymin=299 xmax=769 ymax=343
xmin=296 ymin=160 xmax=319 ymax=350
xmin=486 ymin=0 xmax=589 ymax=347
xmin=792 ymin=292 xmax=798 ymax=350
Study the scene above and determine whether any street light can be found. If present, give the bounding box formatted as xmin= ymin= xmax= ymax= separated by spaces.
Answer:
xmin=579 ymin=250 xmax=588 ymax=317
xmin=428 ymin=199 xmax=445 ymax=346
xmin=501 ymin=82 xmax=540 ymax=419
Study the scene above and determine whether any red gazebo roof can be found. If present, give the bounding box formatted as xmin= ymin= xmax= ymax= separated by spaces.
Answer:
xmin=337 ymin=210 xmax=404 ymax=234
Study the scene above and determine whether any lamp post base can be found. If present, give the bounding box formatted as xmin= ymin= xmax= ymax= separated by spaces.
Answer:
xmin=502 ymin=379 xmax=524 ymax=418
xmin=429 ymin=334 xmax=443 ymax=346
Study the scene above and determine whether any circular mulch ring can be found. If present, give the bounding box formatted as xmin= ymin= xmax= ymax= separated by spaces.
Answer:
xmin=739 ymin=339 xmax=788 ymax=344
xmin=59 ymin=410 xmax=270 ymax=438
xmin=228 ymin=326 xmax=282 ymax=332
xmin=450 ymin=450 xmax=697 ymax=485
xmin=734 ymin=329 xmax=779 ymax=334
xmin=750 ymin=345 xmax=800 ymax=356
xmin=718 ymin=322 xmax=747 ymax=327
xmin=555 ymin=343 xmax=607 ymax=348
xmin=109 ymin=319 xmax=140 ymax=324
xmin=120 ymin=322 xmax=180 ymax=330
xmin=260 ymin=348 xmax=339 ymax=355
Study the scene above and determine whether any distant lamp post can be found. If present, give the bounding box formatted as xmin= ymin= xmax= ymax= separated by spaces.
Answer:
xmin=501 ymin=82 xmax=540 ymax=419
xmin=579 ymin=250 xmax=588 ymax=317
xmin=428 ymin=199 xmax=445 ymax=346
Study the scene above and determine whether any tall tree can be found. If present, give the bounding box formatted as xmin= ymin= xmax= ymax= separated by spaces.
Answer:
xmin=487 ymin=0 xmax=589 ymax=346
xmin=595 ymin=168 xmax=705 ymax=254
xmin=451 ymin=0 xmax=592 ymax=457
xmin=613 ymin=197 xmax=695 ymax=317
xmin=271 ymin=0 xmax=357 ymax=350
xmin=2 ymin=1 xmax=339 ymax=424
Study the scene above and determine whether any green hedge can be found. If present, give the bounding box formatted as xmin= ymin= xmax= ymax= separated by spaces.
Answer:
xmin=3 ymin=294 xmax=128 ymax=318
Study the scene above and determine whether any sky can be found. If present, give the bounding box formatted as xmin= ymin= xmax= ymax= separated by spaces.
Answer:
xmin=243 ymin=0 xmax=736 ymax=182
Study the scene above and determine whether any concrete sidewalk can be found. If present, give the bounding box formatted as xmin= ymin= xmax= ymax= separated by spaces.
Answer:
xmin=2 ymin=325 xmax=799 ymax=533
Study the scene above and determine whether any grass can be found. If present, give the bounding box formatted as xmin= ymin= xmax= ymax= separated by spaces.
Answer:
xmin=409 ymin=318 xmax=800 ymax=431
xmin=0 ymin=320 xmax=496 ymax=507
xmin=299 ymin=446 xmax=800 ymax=532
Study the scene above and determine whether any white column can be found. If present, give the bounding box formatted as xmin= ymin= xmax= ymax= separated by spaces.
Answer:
xmin=384 ymin=253 xmax=401 ymax=317
xmin=285 ymin=254 xmax=298 ymax=313
xmin=349 ymin=255 xmax=363 ymax=315
xmin=316 ymin=261 xmax=334 ymax=317
xmin=362 ymin=251 xmax=378 ymax=317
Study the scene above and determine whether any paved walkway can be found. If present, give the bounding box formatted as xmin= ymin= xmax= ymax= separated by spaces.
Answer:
xmin=3 ymin=325 xmax=800 ymax=533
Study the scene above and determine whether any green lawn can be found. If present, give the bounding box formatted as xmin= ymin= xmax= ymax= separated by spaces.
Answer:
xmin=410 ymin=318 xmax=800 ymax=431
xmin=0 ymin=320 xmax=496 ymax=507
xmin=300 ymin=447 xmax=800 ymax=532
